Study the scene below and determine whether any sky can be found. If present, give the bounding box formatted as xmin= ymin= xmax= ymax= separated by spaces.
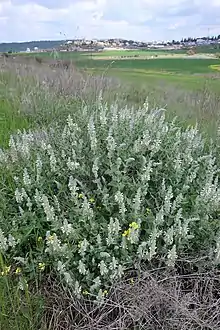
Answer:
xmin=0 ymin=0 xmax=220 ymax=42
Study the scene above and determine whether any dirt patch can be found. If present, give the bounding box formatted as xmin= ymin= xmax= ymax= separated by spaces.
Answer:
xmin=91 ymin=53 xmax=216 ymax=61
xmin=91 ymin=54 xmax=179 ymax=60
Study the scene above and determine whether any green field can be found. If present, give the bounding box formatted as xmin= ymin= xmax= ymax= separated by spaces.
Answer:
xmin=79 ymin=57 xmax=220 ymax=88
xmin=87 ymin=49 xmax=181 ymax=57
xmin=83 ymin=58 xmax=219 ymax=73
xmin=31 ymin=51 xmax=220 ymax=88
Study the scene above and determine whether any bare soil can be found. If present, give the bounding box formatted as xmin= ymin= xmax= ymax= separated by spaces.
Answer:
xmin=92 ymin=53 xmax=217 ymax=61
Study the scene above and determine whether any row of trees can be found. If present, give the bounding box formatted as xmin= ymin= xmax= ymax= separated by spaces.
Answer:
xmin=181 ymin=35 xmax=220 ymax=43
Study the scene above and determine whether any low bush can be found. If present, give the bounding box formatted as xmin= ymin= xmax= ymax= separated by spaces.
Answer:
xmin=0 ymin=96 xmax=220 ymax=300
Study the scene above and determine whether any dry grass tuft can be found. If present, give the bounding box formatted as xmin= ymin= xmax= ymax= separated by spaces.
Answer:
xmin=42 ymin=269 xmax=220 ymax=330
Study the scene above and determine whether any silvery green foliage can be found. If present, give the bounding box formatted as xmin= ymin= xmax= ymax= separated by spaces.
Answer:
xmin=0 ymin=98 xmax=220 ymax=297
xmin=0 ymin=129 xmax=49 ymax=164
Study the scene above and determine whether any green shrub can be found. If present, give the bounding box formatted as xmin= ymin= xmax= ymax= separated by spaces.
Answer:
xmin=0 ymin=96 xmax=220 ymax=299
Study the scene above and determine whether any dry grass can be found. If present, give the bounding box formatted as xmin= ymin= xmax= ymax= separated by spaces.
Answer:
xmin=0 ymin=55 xmax=122 ymax=133
xmin=1 ymin=55 xmax=220 ymax=138
xmin=41 ymin=268 xmax=220 ymax=330
xmin=0 ymin=55 xmax=121 ymax=101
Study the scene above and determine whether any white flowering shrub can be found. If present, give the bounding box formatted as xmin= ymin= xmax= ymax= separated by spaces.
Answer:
xmin=0 ymin=96 xmax=220 ymax=298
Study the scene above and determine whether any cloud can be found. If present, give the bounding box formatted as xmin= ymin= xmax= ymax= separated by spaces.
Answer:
xmin=0 ymin=0 xmax=220 ymax=42
xmin=10 ymin=0 xmax=73 ymax=9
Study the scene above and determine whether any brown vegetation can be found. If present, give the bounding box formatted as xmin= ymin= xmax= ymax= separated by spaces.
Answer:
xmin=0 ymin=54 xmax=73 ymax=71
xmin=187 ymin=48 xmax=196 ymax=55
xmin=49 ymin=59 xmax=72 ymax=70
xmin=0 ymin=54 xmax=121 ymax=107
xmin=42 ymin=269 xmax=220 ymax=330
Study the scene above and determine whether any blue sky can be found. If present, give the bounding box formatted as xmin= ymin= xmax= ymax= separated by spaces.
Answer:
xmin=0 ymin=0 xmax=220 ymax=42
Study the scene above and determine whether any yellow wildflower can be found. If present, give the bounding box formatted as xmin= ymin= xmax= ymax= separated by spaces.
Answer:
xmin=83 ymin=290 xmax=89 ymax=295
xmin=89 ymin=198 xmax=95 ymax=204
xmin=78 ymin=193 xmax=84 ymax=199
xmin=129 ymin=222 xmax=139 ymax=230
xmin=48 ymin=235 xmax=54 ymax=242
xmin=103 ymin=290 xmax=108 ymax=296
xmin=38 ymin=262 xmax=45 ymax=271
xmin=37 ymin=236 xmax=43 ymax=243
xmin=122 ymin=229 xmax=131 ymax=237
xmin=146 ymin=208 xmax=151 ymax=215
xmin=123 ymin=222 xmax=139 ymax=237
xmin=1 ymin=265 xmax=11 ymax=276
xmin=129 ymin=278 xmax=134 ymax=285
xmin=15 ymin=267 xmax=22 ymax=275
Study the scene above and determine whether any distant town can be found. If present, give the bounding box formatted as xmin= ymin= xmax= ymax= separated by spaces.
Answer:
xmin=1 ymin=35 xmax=220 ymax=53
xmin=59 ymin=35 xmax=220 ymax=52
